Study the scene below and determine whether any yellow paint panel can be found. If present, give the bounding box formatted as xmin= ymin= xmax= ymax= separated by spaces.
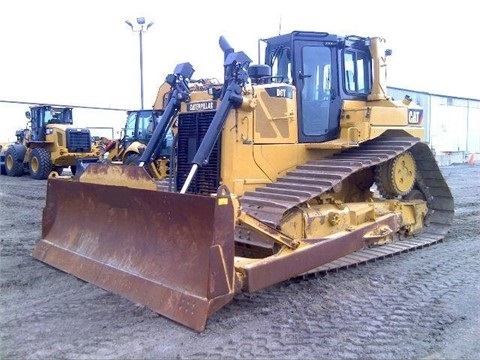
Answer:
xmin=218 ymin=198 xmax=229 ymax=206
xmin=369 ymin=106 xmax=408 ymax=126
xmin=253 ymin=86 xmax=297 ymax=144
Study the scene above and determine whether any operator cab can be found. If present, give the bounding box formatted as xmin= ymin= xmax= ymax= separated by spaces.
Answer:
xmin=264 ymin=31 xmax=373 ymax=143
xmin=124 ymin=109 xmax=173 ymax=155
xmin=25 ymin=105 xmax=74 ymax=142
xmin=125 ymin=109 xmax=158 ymax=143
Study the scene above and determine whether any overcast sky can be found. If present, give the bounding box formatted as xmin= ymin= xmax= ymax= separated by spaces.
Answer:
xmin=0 ymin=0 xmax=477 ymax=142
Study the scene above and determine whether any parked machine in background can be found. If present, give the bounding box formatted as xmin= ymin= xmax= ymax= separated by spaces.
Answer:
xmin=3 ymin=105 xmax=99 ymax=179
xmin=96 ymin=108 xmax=173 ymax=179
xmin=32 ymin=32 xmax=454 ymax=331
xmin=0 ymin=143 xmax=9 ymax=175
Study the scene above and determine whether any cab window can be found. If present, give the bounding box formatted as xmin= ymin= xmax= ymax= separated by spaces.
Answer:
xmin=344 ymin=50 xmax=370 ymax=94
xmin=270 ymin=47 xmax=292 ymax=83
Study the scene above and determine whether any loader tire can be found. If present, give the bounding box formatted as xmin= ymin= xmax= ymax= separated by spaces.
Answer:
xmin=53 ymin=166 xmax=64 ymax=176
xmin=124 ymin=153 xmax=140 ymax=166
xmin=5 ymin=146 xmax=25 ymax=177
xmin=29 ymin=148 xmax=52 ymax=180
xmin=48 ymin=171 xmax=60 ymax=179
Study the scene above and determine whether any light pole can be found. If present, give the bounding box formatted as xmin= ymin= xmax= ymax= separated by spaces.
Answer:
xmin=125 ymin=17 xmax=154 ymax=110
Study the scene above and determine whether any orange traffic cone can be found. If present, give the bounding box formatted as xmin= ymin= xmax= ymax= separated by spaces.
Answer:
xmin=468 ymin=153 xmax=475 ymax=165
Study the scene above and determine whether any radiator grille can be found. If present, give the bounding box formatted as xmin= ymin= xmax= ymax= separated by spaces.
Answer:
xmin=66 ymin=129 xmax=92 ymax=153
xmin=176 ymin=111 xmax=221 ymax=194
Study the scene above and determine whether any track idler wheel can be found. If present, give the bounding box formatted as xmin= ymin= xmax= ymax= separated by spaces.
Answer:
xmin=375 ymin=151 xmax=416 ymax=198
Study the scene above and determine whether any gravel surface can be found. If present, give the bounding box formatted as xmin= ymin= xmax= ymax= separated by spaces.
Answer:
xmin=0 ymin=164 xmax=479 ymax=359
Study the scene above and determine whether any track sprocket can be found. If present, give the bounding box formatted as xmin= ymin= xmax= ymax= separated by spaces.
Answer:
xmin=375 ymin=151 xmax=416 ymax=198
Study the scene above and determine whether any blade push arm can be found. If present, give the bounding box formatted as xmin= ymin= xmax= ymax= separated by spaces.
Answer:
xmin=139 ymin=62 xmax=194 ymax=166
xmin=180 ymin=50 xmax=252 ymax=193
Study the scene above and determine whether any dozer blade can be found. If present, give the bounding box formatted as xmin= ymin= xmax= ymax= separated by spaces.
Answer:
xmin=32 ymin=165 xmax=236 ymax=332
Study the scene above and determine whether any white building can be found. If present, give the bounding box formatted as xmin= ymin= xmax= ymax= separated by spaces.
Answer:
xmin=388 ymin=87 xmax=480 ymax=165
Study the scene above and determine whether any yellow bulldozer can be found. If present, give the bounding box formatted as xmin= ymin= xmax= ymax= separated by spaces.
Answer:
xmin=3 ymin=105 xmax=99 ymax=179
xmin=32 ymin=31 xmax=454 ymax=331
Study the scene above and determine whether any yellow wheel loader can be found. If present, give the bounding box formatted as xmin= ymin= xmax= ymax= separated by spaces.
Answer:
xmin=32 ymin=32 xmax=454 ymax=331
xmin=3 ymin=105 xmax=99 ymax=179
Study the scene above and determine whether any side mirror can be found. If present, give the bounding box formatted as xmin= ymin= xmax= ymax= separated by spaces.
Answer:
xmin=25 ymin=111 xmax=31 ymax=119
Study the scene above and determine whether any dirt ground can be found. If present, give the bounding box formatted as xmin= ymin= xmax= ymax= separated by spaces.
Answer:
xmin=0 ymin=164 xmax=479 ymax=359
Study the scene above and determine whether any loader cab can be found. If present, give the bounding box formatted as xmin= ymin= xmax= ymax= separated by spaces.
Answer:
xmin=124 ymin=109 xmax=173 ymax=154
xmin=125 ymin=109 xmax=161 ymax=143
xmin=264 ymin=31 xmax=373 ymax=143
xmin=26 ymin=105 xmax=74 ymax=142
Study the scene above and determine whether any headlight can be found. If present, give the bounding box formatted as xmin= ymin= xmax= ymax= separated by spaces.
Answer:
xmin=45 ymin=128 xmax=53 ymax=135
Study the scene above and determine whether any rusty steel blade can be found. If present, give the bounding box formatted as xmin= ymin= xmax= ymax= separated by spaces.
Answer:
xmin=32 ymin=176 xmax=236 ymax=331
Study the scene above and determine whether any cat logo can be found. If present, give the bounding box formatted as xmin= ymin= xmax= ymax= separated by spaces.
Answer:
xmin=408 ymin=109 xmax=423 ymax=124
xmin=187 ymin=101 xmax=217 ymax=112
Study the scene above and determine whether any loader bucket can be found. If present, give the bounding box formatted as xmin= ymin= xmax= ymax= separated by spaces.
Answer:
xmin=32 ymin=164 xmax=236 ymax=331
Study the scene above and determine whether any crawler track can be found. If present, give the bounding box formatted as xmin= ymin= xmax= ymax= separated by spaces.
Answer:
xmin=240 ymin=136 xmax=455 ymax=275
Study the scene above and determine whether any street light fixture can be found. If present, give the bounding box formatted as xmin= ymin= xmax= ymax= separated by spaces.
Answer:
xmin=125 ymin=17 xmax=154 ymax=109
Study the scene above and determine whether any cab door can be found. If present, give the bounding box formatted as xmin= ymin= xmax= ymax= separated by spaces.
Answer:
xmin=293 ymin=41 xmax=342 ymax=143
xmin=30 ymin=107 xmax=47 ymax=142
